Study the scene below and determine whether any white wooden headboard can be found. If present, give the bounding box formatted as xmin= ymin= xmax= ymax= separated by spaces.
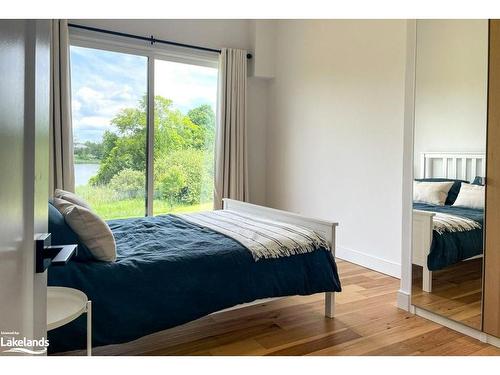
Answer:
xmin=420 ymin=152 xmax=486 ymax=181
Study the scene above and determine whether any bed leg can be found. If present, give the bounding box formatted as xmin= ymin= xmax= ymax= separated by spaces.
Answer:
xmin=325 ymin=292 xmax=335 ymax=318
xmin=422 ymin=268 xmax=433 ymax=293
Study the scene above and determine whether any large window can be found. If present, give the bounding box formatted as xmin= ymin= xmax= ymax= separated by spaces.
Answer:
xmin=70 ymin=42 xmax=218 ymax=220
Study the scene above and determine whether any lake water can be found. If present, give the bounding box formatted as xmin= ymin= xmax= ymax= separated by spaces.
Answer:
xmin=75 ymin=163 xmax=99 ymax=186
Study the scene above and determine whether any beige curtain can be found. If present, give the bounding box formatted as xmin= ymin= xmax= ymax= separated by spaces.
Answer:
xmin=50 ymin=19 xmax=75 ymax=194
xmin=214 ymin=48 xmax=248 ymax=209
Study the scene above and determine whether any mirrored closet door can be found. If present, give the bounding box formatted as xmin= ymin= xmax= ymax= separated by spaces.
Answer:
xmin=411 ymin=20 xmax=488 ymax=330
xmin=484 ymin=19 xmax=500 ymax=338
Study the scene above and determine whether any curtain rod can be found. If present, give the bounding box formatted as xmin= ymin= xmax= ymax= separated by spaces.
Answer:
xmin=68 ymin=23 xmax=253 ymax=59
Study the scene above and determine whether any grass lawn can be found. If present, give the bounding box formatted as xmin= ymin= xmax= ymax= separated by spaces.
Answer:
xmin=76 ymin=185 xmax=213 ymax=220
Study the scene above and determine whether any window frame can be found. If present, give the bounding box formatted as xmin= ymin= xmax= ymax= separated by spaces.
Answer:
xmin=69 ymin=29 xmax=219 ymax=217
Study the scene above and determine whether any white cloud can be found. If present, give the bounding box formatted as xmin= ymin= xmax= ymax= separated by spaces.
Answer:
xmin=155 ymin=60 xmax=218 ymax=112
xmin=72 ymin=99 xmax=81 ymax=112
xmin=77 ymin=86 xmax=103 ymax=102
xmin=74 ymin=116 xmax=115 ymax=129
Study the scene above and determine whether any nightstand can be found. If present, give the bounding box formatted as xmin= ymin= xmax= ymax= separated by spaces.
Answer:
xmin=47 ymin=286 xmax=92 ymax=356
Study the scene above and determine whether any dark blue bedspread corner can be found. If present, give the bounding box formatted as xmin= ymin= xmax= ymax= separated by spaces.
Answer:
xmin=48 ymin=214 xmax=341 ymax=354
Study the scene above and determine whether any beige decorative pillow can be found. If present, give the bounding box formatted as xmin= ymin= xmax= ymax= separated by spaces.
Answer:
xmin=413 ymin=181 xmax=454 ymax=206
xmin=52 ymin=198 xmax=116 ymax=262
xmin=453 ymin=183 xmax=485 ymax=209
xmin=54 ymin=189 xmax=91 ymax=210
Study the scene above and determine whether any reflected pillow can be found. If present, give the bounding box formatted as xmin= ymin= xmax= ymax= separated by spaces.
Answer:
xmin=52 ymin=198 xmax=116 ymax=262
xmin=413 ymin=181 xmax=454 ymax=206
xmin=472 ymin=176 xmax=485 ymax=186
xmin=415 ymin=178 xmax=468 ymax=205
xmin=453 ymin=183 xmax=485 ymax=210
xmin=54 ymin=189 xmax=91 ymax=210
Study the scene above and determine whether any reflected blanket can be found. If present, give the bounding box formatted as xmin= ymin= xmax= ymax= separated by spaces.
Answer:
xmin=413 ymin=203 xmax=483 ymax=271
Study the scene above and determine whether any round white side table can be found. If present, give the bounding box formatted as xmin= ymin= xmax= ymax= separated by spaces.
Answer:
xmin=47 ymin=287 xmax=92 ymax=356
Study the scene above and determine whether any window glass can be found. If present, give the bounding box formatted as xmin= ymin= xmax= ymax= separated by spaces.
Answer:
xmin=153 ymin=59 xmax=218 ymax=214
xmin=70 ymin=45 xmax=148 ymax=219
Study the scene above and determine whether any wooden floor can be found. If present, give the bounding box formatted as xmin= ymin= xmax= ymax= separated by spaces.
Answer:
xmin=412 ymin=258 xmax=483 ymax=330
xmin=59 ymin=260 xmax=500 ymax=356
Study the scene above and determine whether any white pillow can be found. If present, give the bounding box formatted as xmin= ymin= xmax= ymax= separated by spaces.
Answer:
xmin=413 ymin=181 xmax=454 ymax=206
xmin=52 ymin=198 xmax=116 ymax=262
xmin=453 ymin=183 xmax=485 ymax=209
xmin=54 ymin=189 xmax=91 ymax=210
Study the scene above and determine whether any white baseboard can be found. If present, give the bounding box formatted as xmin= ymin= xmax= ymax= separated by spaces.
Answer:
xmin=397 ymin=290 xmax=411 ymax=311
xmin=486 ymin=332 xmax=500 ymax=348
xmin=336 ymin=246 xmax=401 ymax=278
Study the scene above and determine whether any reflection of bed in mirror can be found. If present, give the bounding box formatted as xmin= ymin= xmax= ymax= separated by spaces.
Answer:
xmin=412 ymin=152 xmax=485 ymax=293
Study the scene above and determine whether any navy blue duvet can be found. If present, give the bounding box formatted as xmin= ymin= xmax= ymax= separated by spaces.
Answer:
xmin=47 ymin=215 xmax=341 ymax=353
xmin=413 ymin=203 xmax=484 ymax=271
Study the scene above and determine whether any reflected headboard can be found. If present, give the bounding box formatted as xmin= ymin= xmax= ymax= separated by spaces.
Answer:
xmin=420 ymin=152 xmax=486 ymax=181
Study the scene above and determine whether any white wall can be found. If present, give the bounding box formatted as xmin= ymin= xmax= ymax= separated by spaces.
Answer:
xmin=250 ymin=20 xmax=276 ymax=79
xmin=247 ymin=77 xmax=268 ymax=205
xmin=265 ymin=20 xmax=408 ymax=277
xmin=69 ymin=19 xmax=268 ymax=205
xmin=413 ymin=20 xmax=488 ymax=177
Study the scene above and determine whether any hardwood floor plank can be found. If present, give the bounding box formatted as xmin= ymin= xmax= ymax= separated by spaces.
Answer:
xmin=363 ymin=327 xmax=462 ymax=355
xmin=265 ymin=328 xmax=361 ymax=356
xmin=141 ymin=321 xmax=282 ymax=356
xmin=422 ymin=336 xmax=492 ymax=356
xmin=318 ymin=328 xmax=435 ymax=355
xmin=207 ymin=339 xmax=267 ymax=356
xmin=471 ymin=346 xmax=500 ymax=355
xmin=255 ymin=317 xmax=347 ymax=349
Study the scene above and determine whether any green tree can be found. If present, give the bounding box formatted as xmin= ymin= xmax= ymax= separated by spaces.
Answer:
xmin=101 ymin=130 xmax=119 ymax=159
xmin=187 ymin=104 xmax=216 ymax=150
xmin=158 ymin=166 xmax=187 ymax=209
xmin=84 ymin=141 xmax=104 ymax=160
xmin=74 ymin=140 xmax=104 ymax=162
xmin=154 ymin=148 xmax=213 ymax=205
xmin=89 ymin=96 xmax=216 ymax=209
xmin=154 ymin=96 xmax=196 ymax=153
xmin=91 ymin=97 xmax=146 ymax=185
xmin=108 ymin=168 xmax=145 ymax=199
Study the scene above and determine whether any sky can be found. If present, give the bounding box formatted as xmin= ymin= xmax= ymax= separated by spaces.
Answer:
xmin=70 ymin=45 xmax=218 ymax=143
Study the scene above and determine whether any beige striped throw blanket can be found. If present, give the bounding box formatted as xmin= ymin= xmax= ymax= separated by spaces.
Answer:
xmin=175 ymin=210 xmax=330 ymax=261
xmin=432 ymin=212 xmax=482 ymax=235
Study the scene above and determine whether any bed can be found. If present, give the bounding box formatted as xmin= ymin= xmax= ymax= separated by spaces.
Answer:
xmin=47 ymin=199 xmax=341 ymax=353
xmin=412 ymin=152 xmax=485 ymax=292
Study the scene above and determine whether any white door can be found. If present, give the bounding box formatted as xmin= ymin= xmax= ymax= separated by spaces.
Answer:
xmin=0 ymin=19 xmax=51 ymax=355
